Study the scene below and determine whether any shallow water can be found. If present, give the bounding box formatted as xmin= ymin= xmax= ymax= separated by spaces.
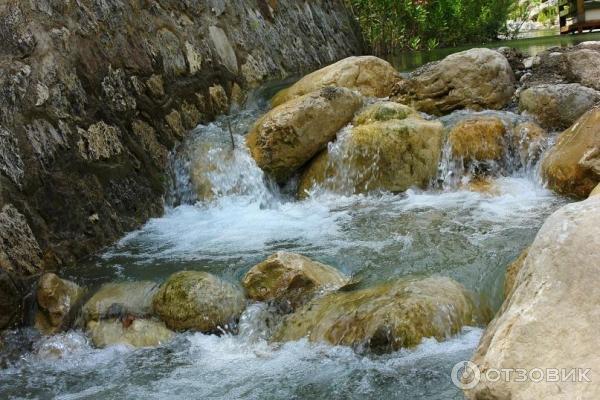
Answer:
xmin=1 ymin=78 xmax=568 ymax=399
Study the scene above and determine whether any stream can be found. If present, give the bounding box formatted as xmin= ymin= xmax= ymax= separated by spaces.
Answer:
xmin=0 ymin=39 xmax=576 ymax=399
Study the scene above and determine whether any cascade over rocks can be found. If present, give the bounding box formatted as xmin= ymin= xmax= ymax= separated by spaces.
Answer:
xmin=273 ymin=276 xmax=475 ymax=353
xmin=466 ymin=196 xmax=600 ymax=400
xmin=393 ymin=48 xmax=516 ymax=115
xmin=513 ymin=121 xmax=548 ymax=168
xmin=271 ymin=56 xmax=401 ymax=107
xmin=448 ymin=116 xmax=508 ymax=163
xmin=246 ymin=87 xmax=363 ymax=183
xmin=34 ymin=273 xmax=85 ymax=335
xmin=152 ymin=271 xmax=245 ymax=333
xmin=242 ymin=252 xmax=348 ymax=311
xmin=541 ymin=107 xmax=600 ymax=198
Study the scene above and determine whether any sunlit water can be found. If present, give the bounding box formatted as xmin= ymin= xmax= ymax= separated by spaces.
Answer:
xmin=0 ymin=78 xmax=568 ymax=399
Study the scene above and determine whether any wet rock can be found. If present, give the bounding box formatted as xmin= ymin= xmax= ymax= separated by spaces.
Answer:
xmin=242 ymin=252 xmax=348 ymax=311
xmin=448 ymin=116 xmax=507 ymax=162
xmin=35 ymin=273 xmax=84 ymax=335
xmin=152 ymin=271 xmax=245 ymax=332
xmin=298 ymin=117 xmax=443 ymax=197
xmin=273 ymin=276 xmax=475 ymax=352
xmin=353 ymin=101 xmax=419 ymax=126
xmin=394 ymin=48 xmax=515 ymax=115
xmin=541 ymin=107 xmax=600 ymax=198
xmin=513 ymin=121 xmax=548 ymax=167
xmin=467 ymin=196 xmax=600 ymax=400
xmin=247 ymin=87 xmax=363 ymax=183
xmin=519 ymin=84 xmax=600 ymax=129
xmin=503 ymin=248 xmax=528 ymax=298
xmin=81 ymin=281 xmax=159 ymax=324
xmin=87 ymin=318 xmax=174 ymax=348
xmin=462 ymin=177 xmax=500 ymax=197
xmin=272 ymin=56 xmax=400 ymax=107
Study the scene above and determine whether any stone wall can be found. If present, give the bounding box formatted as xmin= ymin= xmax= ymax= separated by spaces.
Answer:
xmin=0 ymin=0 xmax=362 ymax=328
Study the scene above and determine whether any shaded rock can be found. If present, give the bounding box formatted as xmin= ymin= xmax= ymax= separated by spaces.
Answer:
xmin=35 ymin=273 xmax=84 ymax=335
xmin=298 ymin=117 xmax=443 ymax=197
xmin=81 ymin=281 xmax=159 ymax=324
xmin=519 ymin=83 xmax=600 ymax=129
xmin=513 ymin=121 xmax=548 ymax=167
xmin=503 ymin=248 xmax=528 ymax=298
xmin=541 ymin=107 xmax=600 ymax=198
xmin=246 ymin=87 xmax=362 ymax=183
xmin=86 ymin=318 xmax=174 ymax=348
xmin=272 ymin=56 xmax=400 ymax=107
xmin=273 ymin=276 xmax=475 ymax=352
xmin=242 ymin=252 xmax=348 ymax=310
xmin=448 ymin=116 xmax=507 ymax=162
xmin=76 ymin=121 xmax=124 ymax=161
xmin=152 ymin=271 xmax=245 ymax=332
xmin=209 ymin=26 xmax=238 ymax=74
xmin=353 ymin=101 xmax=419 ymax=126
xmin=467 ymin=196 xmax=600 ymax=400
xmin=394 ymin=49 xmax=515 ymax=115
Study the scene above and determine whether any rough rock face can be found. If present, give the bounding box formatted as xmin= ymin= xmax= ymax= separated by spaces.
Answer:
xmin=246 ymin=87 xmax=362 ymax=183
xmin=467 ymin=196 xmax=600 ymax=400
xmin=393 ymin=49 xmax=515 ymax=115
xmin=35 ymin=273 xmax=84 ymax=334
xmin=448 ymin=117 xmax=508 ymax=162
xmin=298 ymin=117 xmax=443 ymax=197
xmin=152 ymin=271 xmax=245 ymax=332
xmin=87 ymin=318 xmax=174 ymax=348
xmin=273 ymin=276 xmax=475 ymax=352
xmin=0 ymin=0 xmax=361 ymax=327
xmin=541 ymin=107 xmax=600 ymax=198
xmin=518 ymin=84 xmax=600 ymax=129
xmin=242 ymin=252 xmax=348 ymax=310
xmin=271 ymin=56 xmax=400 ymax=106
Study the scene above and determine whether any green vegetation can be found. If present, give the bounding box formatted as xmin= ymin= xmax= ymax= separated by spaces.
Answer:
xmin=346 ymin=0 xmax=516 ymax=54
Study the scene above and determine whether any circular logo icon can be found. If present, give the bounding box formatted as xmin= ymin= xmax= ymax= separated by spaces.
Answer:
xmin=451 ymin=361 xmax=481 ymax=390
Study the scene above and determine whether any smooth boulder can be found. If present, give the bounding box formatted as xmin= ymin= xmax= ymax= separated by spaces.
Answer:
xmin=298 ymin=117 xmax=443 ymax=197
xmin=152 ymin=271 xmax=245 ymax=332
xmin=448 ymin=116 xmax=508 ymax=162
xmin=541 ymin=107 xmax=600 ymax=198
xmin=246 ymin=87 xmax=363 ymax=183
xmin=35 ymin=273 xmax=85 ymax=334
xmin=242 ymin=252 xmax=348 ymax=310
xmin=273 ymin=276 xmax=475 ymax=352
xmin=87 ymin=318 xmax=174 ymax=348
xmin=394 ymin=48 xmax=515 ymax=115
xmin=271 ymin=56 xmax=400 ymax=107
xmin=466 ymin=196 xmax=600 ymax=399
xmin=81 ymin=281 xmax=159 ymax=323
xmin=519 ymin=83 xmax=600 ymax=129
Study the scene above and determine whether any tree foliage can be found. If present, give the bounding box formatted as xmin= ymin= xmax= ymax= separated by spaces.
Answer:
xmin=346 ymin=0 xmax=516 ymax=54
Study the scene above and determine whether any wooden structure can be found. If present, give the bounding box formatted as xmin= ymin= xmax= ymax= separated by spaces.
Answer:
xmin=560 ymin=0 xmax=600 ymax=33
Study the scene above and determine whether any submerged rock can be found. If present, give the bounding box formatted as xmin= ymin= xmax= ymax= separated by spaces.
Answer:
xmin=448 ymin=116 xmax=508 ymax=162
xmin=87 ymin=318 xmax=174 ymax=348
xmin=298 ymin=117 xmax=443 ymax=197
xmin=152 ymin=271 xmax=245 ymax=332
xmin=353 ymin=101 xmax=419 ymax=125
xmin=541 ymin=107 xmax=600 ymax=198
xmin=273 ymin=276 xmax=475 ymax=352
xmin=246 ymin=87 xmax=362 ymax=183
xmin=503 ymin=248 xmax=528 ymax=298
xmin=394 ymin=48 xmax=515 ymax=115
xmin=81 ymin=281 xmax=159 ymax=324
xmin=518 ymin=83 xmax=600 ymax=129
xmin=242 ymin=252 xmax=348 ymax=311
xmin=467 ymin=196 xmax=600 ymax=399
xmin=35 ymin=273 xmax=85 ymax=335
xmin=271 ymin=56 xmax=400 ymax=107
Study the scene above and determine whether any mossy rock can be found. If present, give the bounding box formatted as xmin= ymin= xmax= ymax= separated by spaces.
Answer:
xmin=86 ymin=318 xmax=174 ymax=348
xmin=353 ymin=102 xmax=419 ymax=126
xmin=35 ymin=273 xmax=85 ymax=334
xmin=448 ymin=116 xmax=507 ymax=162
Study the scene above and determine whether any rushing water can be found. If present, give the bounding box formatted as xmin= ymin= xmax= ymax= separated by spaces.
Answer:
xmin=1 ymin=74 xmax=569 ymax=398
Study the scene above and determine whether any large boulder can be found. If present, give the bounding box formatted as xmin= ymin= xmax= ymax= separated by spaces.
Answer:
xmin=273 ymin=276 xmax=475 ymax=352
xmin=87 ymin=318 xmax=174 ymax=348
xmin=541 ymin=107 xmax=600 ymax=198
xmin=448 ymin=116 xmax=508 ymax=162
xmin=152 ymin=271 xmax=245 ymax=332
xmin=271 ymin=56 xmax=400 ymax=107
xmin=242 ymin=252 xmax=348 ymax=310
xmin=518 ymin=83 xmax=600 ymax=129
xmin=35 ymin=273 xmax=85 ymax=335
xmin=81 ymin=281 xmax=159 ymax=324
xmin=466 ymin=196 xmax=600 ymax=399
xmin=394 ymin=49 xmax=515 ymax=115
xmin=246 ymin=87 xmax=363 ymax=183
xmin=298 ymin=117 xmax=443 ymax=197
xmin=564 ymin=49 xmax=600 ymax=91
